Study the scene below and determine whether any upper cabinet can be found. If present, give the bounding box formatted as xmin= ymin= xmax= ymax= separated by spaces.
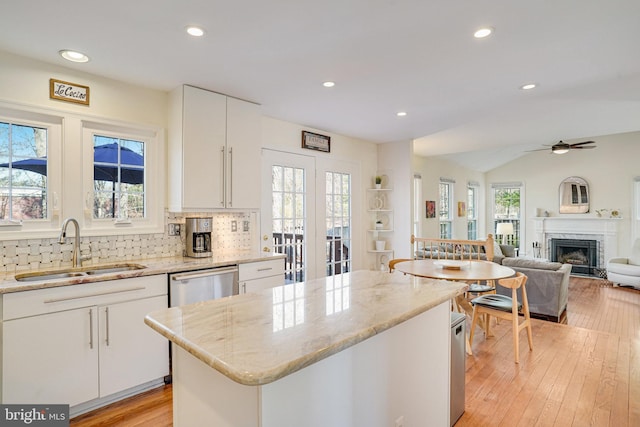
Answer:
xmin=168 ymin=85 xmax=262 ymax=211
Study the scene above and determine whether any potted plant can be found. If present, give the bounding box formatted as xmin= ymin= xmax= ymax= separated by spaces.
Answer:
xmin=375 ymin=176 xmax=382 ymax=189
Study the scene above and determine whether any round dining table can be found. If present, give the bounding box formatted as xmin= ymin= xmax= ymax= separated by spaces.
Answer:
xmin=394 ymin=259 xmax=516 ymax=355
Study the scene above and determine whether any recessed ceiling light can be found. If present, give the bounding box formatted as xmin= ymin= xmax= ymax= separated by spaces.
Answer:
xmin=59 ymin=50 xmax=89 ymax=63
xmin=474 ymin=27 xmax=493 ymax=38
xmin=186 ymin=26 xmax=205 ymax=37
xmin=397 ymin=111 xmax=407 ymax=117
xmin=323 ymin=81 xmax=335 ymax=88
xmin=520 ymin=83 xmax=537 ymax=90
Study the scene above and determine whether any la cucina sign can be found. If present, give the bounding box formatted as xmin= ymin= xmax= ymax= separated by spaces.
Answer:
xmin=49 ymin=78 xmax=90 ymax=105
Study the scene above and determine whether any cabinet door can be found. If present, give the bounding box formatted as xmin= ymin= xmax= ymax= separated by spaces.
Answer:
xmin=226 ymin=96 xmax=261 ymax=209
xmin=99 ymin=295 xmax=169 ymax=397
xmin=241 ymin=274 xmax=285 ymax=294
xmin=182 ymin=85 xmax=227 ymax=209
xmin=2 ymin=308 xmax=99 ymax=405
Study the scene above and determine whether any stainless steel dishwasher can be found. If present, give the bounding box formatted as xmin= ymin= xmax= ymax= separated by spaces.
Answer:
xmin=169 ymin=265 xmax=239 ymax=306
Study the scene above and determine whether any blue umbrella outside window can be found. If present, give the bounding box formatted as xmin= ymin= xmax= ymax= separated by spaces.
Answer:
xmin=0 ymin=143 xmax=144 ymax=185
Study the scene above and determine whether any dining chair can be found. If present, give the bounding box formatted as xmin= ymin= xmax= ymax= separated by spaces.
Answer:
xmin=388 ymin=258 xmax=411 ymax=273
xmin=468 ymin=272 xmax=533 ymax=363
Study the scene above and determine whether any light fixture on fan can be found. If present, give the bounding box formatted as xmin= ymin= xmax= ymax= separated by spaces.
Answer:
xmin=552 ymin=143 xmax=570 ymax=154
xmin=527 ymin=140 xmax=596 ymax=154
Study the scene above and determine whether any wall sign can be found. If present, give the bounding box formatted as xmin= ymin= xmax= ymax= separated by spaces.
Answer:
xmin=302 ymin=130 xmax=330 ymax=153
xmin=49 ymin=78 xmax=90 ymax=105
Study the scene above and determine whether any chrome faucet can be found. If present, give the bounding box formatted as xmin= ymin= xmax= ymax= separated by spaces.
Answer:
xmin=59 ymin=218 xmax=90 ymax=268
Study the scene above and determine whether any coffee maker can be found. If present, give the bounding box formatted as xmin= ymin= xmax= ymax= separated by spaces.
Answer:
xmin=185 ymin=217 xmax=212 ymax=258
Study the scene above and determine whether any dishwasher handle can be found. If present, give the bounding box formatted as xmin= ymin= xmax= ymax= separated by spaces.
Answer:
xmin=171 ymin=266 xmax=238 ymax=282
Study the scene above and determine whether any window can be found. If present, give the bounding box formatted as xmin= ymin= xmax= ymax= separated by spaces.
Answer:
xmin=467 ymin=183 xmax=478 ymax=240
xmin=439 ymin=180 xmax=453 ymax=238
xmin=271 ymin=165 xmax=306 ymax=283
xmin=92 ymin=135 xmax=145 ymax=219
xmin=413 ymin=174 xmax=422 ymax=238
xmin=0 ymin=121 xmax=48 ymax=221
xmin=82 ymin=120 xmax=162 ymax=234
xmin=492 ymin=183 xmax=522 ymax=247
xmin=325 ymin=171 xmax=351 ymax=276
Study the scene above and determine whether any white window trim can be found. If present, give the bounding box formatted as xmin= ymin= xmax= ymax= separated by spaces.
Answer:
xmin=82 ymin=120 xmax=164 ymax=236
xmin=439 ymin=180 xmax=453 ymax=239
xmin=0 ymin=107 xmax=63 ymax=239
xmin=490 ymin=182 xmax=525 ymax=250
xmin=467 ymin=183 xmax=479 ymax=240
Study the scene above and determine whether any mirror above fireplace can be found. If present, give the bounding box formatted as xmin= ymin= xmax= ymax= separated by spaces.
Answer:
xmin=559 ymin=176 xmax=589 ymax=214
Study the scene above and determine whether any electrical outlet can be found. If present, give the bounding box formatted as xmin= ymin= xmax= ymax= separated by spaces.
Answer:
xmin=231 ymin=220 xmax=238 ymax=232
xmin=168 ymin=223 xmax=181 ymax=236
xmin=395 ymin=415 xmax=404 ymax=427
xmin=243 ymin=220 xmax=249 ymax=232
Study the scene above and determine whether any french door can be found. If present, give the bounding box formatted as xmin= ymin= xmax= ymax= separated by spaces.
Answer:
xmin=261 ymin=150 xmax=316 ymax=283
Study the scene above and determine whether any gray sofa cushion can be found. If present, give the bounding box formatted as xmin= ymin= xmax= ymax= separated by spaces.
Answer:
xmin=497 ymin=262 xmax=571 ymax=321
xmin=502 ymin=257 xmax=562 ymax=271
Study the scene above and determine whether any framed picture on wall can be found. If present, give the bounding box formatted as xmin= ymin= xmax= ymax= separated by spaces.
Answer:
xmin=457 ymin=201 xmax=466 ymax=217
xmin=301 ymin=130 xmax=330 ymax=152
xmin=426 ymin=200 xmax=436 ymax=218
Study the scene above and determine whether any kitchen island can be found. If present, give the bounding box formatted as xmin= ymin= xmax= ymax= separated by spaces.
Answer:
xmin=145 ymin=270 xmax=467 ymax=427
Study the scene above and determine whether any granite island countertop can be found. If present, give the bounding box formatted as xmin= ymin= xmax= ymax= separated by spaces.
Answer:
xmin=144 ymin=270 xmax=467 ymax=386
xmin=0 ymin=252 xmax=285 ymax=294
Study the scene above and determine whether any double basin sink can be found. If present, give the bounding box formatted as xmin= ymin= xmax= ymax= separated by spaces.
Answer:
xmin=14 ymin=263 xmax=147 ymax=282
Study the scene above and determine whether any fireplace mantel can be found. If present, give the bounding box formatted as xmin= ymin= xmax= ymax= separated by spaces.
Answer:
xmin=532 ymin=217 xmax=621 ymax=265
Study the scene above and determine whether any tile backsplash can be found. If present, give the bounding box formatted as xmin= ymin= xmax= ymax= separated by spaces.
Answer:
xmin=0 ymin=210 xmax=258 ymax=274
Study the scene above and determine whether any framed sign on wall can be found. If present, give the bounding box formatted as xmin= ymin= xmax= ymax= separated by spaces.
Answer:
xmin=301 ymin=131 xmax=330 ymax=153
xmin=49 ymin=78 xmax=90 ymax=105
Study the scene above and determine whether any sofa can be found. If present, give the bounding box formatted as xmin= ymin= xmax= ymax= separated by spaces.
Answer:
xmin=496 ymin=258 xmax=572 ymax=322
xmin=606 ymin=238 xmax=640 ymax=290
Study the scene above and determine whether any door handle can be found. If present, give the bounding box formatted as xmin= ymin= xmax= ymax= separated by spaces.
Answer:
xmin=263 ymin=246 xmax=271 ymax=252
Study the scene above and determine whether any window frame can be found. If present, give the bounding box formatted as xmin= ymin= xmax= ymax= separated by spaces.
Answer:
xmin=81 ymin=120 xmax=163 ymax=235
xmin=491 ymin=182 xmax=524 ymax=249
xmin=439 ymin=180 xmax=453 ymax=239
xmin=467 ymin=183 xmax=478 ymax=240
xmin=0 ymin=107 xmax=62 ymax=237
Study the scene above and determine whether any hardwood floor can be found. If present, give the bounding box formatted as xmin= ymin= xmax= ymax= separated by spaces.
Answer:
xmin=458 ymin=277 xmax=640 ymax=427
xmin=70 ymin=277 xmax=639 ymax=427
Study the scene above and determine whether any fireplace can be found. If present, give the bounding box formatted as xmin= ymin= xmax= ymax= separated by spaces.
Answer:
xmin=550 ymin=238 xmax=598 ymax=276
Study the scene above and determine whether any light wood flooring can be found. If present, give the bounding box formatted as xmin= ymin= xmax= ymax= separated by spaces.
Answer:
xmin=70 ymin=277 xmax=639 ymax=427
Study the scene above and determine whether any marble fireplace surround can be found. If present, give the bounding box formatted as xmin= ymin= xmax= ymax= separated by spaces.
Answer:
xmin=532 ymin=217 xmax=621 ymax=269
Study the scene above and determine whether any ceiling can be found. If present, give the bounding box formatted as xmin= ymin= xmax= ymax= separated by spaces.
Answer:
xmin=2 ymin=1 xmax=640 ymax=172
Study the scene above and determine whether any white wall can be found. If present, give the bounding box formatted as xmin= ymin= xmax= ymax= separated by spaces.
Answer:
xmin=486 ymin=131 xmax=640 ymax=255
xmin=412 ymin=155 xmax=486 ymax=240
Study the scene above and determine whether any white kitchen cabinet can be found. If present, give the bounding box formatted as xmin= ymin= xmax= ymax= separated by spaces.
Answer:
xmin=239 ymin=258 xmax=285 ymax=294
xmin=168 ymin=84 xmax=261 ymax=211
xmin=2 ymin=307 xmax=99 ymax=406
xmin=1 ymin=275 xmax=169 ymax=410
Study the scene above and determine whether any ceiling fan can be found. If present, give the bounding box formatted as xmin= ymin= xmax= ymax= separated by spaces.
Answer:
xmin=528 ymin=140 xmax=597 ymax=154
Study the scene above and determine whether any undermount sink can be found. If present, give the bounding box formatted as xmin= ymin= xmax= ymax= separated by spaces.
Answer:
xmin=14 ymin=263 xmax=147 ymax=282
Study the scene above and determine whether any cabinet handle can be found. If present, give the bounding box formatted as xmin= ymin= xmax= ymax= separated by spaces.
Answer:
xmin=257 ymin=267 xmax=273 ymax=272
xmin=105 ymin=306 xmax=110 ymax=347
xmin=242 ymin=283 xmax=246 ymax=293
xmin=220 ymin=146 xmax=226 ymax=206
xmin=89 ymin=308 xmax=94 ymax=350
xmin=228 ymin=147 xmax=233 ymax=207
xmin=44 ymin=286 xmax=146 ymax=304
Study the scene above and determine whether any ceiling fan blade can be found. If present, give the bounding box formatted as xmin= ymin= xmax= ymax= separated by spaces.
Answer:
xmin=525 ymin=148 xmax=551 ymax=152
xmin=568 ymin=140 xmax=595 ymax=147
xmin=571 ymin=145 xmax=596 ymax=149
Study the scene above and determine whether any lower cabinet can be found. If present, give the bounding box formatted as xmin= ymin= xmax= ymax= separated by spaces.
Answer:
xmin=238 ymin=258 xmax=285 ymax=294
xmin=1 ymin=275 xmax=169 ymax=408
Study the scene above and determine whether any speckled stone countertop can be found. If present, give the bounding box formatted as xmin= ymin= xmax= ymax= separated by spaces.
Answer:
xmin=144 ymin=270 xmax=467 ymax=386
xmin=0 ymin=252 xmax=285 ymax=294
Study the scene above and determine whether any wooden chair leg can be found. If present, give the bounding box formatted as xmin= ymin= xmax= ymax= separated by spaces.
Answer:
xmin=469 ymin=306 xmax=480 ymax=347
xmin=512 ymin=308 xmax=520 ymax=364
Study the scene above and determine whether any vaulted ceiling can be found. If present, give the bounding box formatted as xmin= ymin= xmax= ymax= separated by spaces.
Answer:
xmin=2 ymin=1 xmax=639 ymax=171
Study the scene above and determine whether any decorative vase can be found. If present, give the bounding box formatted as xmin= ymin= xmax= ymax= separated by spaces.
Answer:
xmin=375 ymin=183 xmax=381 ymax=189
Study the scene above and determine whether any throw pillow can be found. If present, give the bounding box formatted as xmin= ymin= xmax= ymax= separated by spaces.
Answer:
xmin=493 ymin=240 xmax=504 ymax=257
xmin=502 ymin=257 xmax=563 ymax=271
